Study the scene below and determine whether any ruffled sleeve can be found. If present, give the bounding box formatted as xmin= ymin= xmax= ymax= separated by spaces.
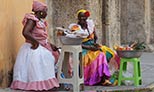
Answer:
xmin=87 ymin=19 xmax=95 ymax=34
xmin=22 ymin=13 xmax=39 ymax=25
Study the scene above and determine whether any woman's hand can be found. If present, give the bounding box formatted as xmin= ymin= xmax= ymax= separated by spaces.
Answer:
xmin=50 ymin=43 xmax=59 ymax=51
xmin=89 ymin=45 xmax=100 ymax=51
xmin=57 ymin=30 xmax=65 ymax=36
xmin=93 ymin=43 xmax=100 ymax=48
xmin=56 ymin=27 xmax=66 ymax=36
xmin=31 ymin=41 xmax=39 ymax=49
xmin=82 ymin=44 xmax=100 ymax=51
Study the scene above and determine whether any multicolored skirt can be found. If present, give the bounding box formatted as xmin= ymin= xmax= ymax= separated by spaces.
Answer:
xmin=82 ymin=40 xmax=119 ymax=85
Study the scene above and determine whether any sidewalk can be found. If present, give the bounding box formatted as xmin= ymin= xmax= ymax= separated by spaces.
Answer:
xmin=84 ymin=52 xmax=154 ymax=92
xmin=0 ymin=52 xmax=154 ymax=92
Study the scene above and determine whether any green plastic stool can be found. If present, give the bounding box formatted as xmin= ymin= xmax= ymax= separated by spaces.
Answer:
xmin=118 ymin=58 xmax=142 ymax=86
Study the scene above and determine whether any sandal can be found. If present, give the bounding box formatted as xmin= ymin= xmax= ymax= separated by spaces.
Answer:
xmin=102 ymin=80 xmax=113 ymax=86
xmin=64 ymin=87 xmax=70 ymax=91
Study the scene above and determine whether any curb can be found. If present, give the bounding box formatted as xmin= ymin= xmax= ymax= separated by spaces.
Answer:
xmin=146 ymin=82 xmax=154 ymax=91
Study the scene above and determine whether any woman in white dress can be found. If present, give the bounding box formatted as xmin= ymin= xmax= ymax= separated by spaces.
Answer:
xmin=10 ymin=0 xmax=59 ymax=91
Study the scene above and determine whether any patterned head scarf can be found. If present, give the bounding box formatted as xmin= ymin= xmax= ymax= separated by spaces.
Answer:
xmin=77 ymin=9 xmax=90 ymax=17
xmin=32 ymin=0 xmax=47 ymax=12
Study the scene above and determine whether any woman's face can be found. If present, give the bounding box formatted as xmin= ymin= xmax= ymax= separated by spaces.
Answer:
xmin=78 ymin=12 xmax=87 ymax=20
xmin=78 ymin=12 xmax=88 ymax=24
xmin=35 ymin=8 xmax=47 ymax=19
xmin=40 ymin=8 xmax=47 ymax=19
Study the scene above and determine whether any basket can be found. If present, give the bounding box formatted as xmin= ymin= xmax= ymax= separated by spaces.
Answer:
xmin=116 ymin=50 xmax=143 ymax=58
xmin=59 ymin=36 xmax=83 ymax=45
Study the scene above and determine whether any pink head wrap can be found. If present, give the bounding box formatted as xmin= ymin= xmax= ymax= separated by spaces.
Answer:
xmin=32 ymin=0 xmax=47 ymax=12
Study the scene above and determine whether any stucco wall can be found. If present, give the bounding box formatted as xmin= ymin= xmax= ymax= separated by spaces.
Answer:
xmin=0 ymin=0 xmax=44 ymax=88
xmin=0 ymin=0 xmax=13 ymax=87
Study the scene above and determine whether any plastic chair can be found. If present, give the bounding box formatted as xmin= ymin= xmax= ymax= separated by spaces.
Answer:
xmin=118 ymin=58 xmax=142 ymax=86
xmin=57 ymin=45 xmax=84 ymax=92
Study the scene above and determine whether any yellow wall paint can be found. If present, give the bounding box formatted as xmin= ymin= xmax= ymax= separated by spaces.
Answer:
xmin=0 ymin=0 xmax=45 ymax=88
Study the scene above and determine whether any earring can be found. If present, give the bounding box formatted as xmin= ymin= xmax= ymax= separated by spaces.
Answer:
xmin=40 ymin=12 xmax=43 ymax=15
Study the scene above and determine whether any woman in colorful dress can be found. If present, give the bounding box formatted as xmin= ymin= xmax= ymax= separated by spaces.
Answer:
xmin=10 ymin=0 xmax=59 ymax=91
xmin=68 ymin=9 xmax=120 ymax=86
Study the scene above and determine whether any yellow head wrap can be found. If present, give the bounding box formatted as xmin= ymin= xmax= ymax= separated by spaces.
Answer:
xmin=77 ymin=9 xmax=90 ymax=17
xmin=77 ymin=9 xmax=87 ymax=15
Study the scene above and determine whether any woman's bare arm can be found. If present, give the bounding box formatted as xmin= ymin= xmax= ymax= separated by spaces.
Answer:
xmin=22 ymin=19 xmax=39 ymax=49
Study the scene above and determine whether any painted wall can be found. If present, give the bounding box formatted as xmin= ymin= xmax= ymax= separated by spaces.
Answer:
xmin=0 ymin=0 xmax=44 ymax=88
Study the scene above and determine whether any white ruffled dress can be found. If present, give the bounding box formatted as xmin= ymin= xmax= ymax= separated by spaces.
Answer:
xmin=10 ymin=13 xmax=59 ymax=91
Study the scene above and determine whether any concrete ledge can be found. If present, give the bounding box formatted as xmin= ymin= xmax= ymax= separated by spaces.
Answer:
xmin=146 ymin=82 xmax=154 ymax=91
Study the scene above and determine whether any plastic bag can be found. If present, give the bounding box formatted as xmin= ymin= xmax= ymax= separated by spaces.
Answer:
xmin=123 ymin=71 xmax=133 ymax=86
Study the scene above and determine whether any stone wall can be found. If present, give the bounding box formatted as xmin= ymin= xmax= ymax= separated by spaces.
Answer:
xmin=150 ymin=0 xmax=154 ymax=43
xmin=47 ymin=0 xmax=154 ymax=51
xmin=105 ymin=0 xmax=121 ymax=48
xmin=121 ymin=0 xmax=145 ymax=44
xmin=120 ymin=0 xmax=154 ymax=45
xmin=47 ymin=0 xmax=103 ymax=46
xmin=120 ymin=0 xmax=154 ymax=51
